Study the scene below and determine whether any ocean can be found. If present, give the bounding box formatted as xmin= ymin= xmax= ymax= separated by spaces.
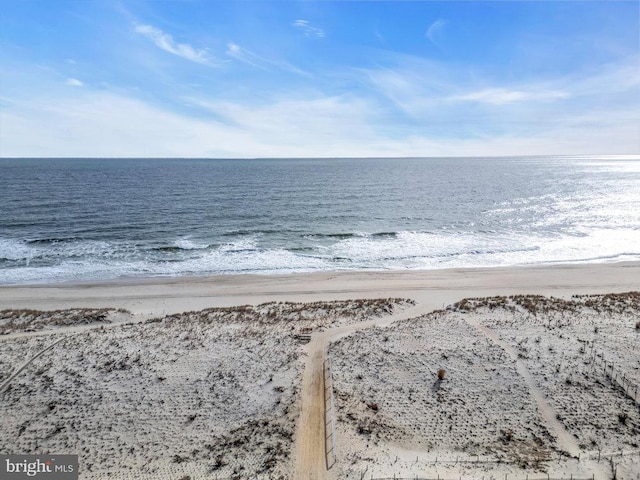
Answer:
xmin=1 ymin=156 xmax=639 ymax=285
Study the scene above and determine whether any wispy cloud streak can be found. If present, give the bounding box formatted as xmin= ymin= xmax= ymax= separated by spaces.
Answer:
xmin=449 ymin=88 xmax=569 ymax=105
xmin=293 ymin=20 xmax=325 ymax=38
xmin=65 ymin=78 xmax=83 ymax=87
xmin=226 ymin=42 xmax=267 ymax=69
xmin=225 ymin=42 xmax=309 ymax=75
xmin=426 ymin=19 xmax=447 ymax=45
xmin=134 ymin=23 xmax=214 ymax=65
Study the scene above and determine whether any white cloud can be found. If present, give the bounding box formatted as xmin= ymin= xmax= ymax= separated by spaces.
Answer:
xmin=65 ymin=78 xmax=84 ymax=87
xmin=225 ymin=42 xmax=266 ymax=69
xmin=365 ymin=57 xmax=573 ymax=114
xmin=172 ymin=94 xmax=388 ymax=155
xmin=292 ymin=19 xmax=325 ymax=38
xmin=1 ymin=52 xmax=637 ymax=158
xmin=134 ymin=23 xmax=214 ymax=66
xmin=225 ymin=42 xmax=309 ymax=75
xmin=364 ymin=55 xmax=637 ymax=126
xmin=569 ymin=58 xmax=640 ymax=96
xmin=449 ymin=88 xmax=569 ymax=105
xmin=426 ymin=19 xmax=447 ymax=45
xmin=0 ymin=90 xmax=419 ymax=158
xmin=226 ymin=42 xmax=241 ymax=56
xmin=0 ymin=93 xmax=243 ymax=157
xmin=2 ymin=88 xmax=637 ymax=158
xmin=364 ymin=62 xmax=451 ymax=116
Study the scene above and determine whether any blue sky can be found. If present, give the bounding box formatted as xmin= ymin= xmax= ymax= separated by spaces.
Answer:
xmin=1 ymin=0 xmax=638 ymax=157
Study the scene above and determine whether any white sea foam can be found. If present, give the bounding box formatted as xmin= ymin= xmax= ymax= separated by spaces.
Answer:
xmin=217 ymin=238 xmax=259 ymax=253
xmin=2 ymin=227 xmax=640 ymax=285
xmin=172 ymin=246 xmax=330 ymax=274
xmin=0 ymin=239 xmax=34 ymax=262
xmin=174 ymin=237 xmax=209 ymax=250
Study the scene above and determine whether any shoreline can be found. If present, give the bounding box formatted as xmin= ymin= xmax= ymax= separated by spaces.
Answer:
xmin=3 ymin=257 xmax=640 ymax=287
xmin=1 ymin=261 xmax=639 ymax=316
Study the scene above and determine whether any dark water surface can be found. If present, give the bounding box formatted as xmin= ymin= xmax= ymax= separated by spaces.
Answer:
xmin=1 ymin=156 xmax=639 ymax=284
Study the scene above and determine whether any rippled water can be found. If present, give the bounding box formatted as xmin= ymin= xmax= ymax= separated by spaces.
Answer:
xmin=1 ymin=156 xmax=639 ymax=284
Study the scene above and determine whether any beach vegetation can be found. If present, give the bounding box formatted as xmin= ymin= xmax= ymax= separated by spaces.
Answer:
xmin=0 ymin=307 xmax=130 ymax=334
xmin=500 ymin=429 xmax=514 ymax=442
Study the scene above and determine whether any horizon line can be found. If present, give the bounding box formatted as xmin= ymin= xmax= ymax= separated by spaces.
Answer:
xmin=2 ymin=154 xmax=639 ymax=161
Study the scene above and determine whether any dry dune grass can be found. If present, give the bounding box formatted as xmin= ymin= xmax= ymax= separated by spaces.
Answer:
xmin=0 ymin=308 xmax=130 ymax=335
xmin=451 ymin=293 xmax=640 ymax=452
xmin=331 ymin=313 xmax=556 ymax=470
xmin=330 ymin=293 xmax=640 ymax=478
xmin=0 ymin=298 xmax=410 ymax=479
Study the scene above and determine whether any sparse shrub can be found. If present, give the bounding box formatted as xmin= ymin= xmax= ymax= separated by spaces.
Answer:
xmin=437 ymin=369 xmax=446 ymax=380
xmin=635 ymin=320 xmax=640 ymax=330
xmin=357 ymin=424 xmax=372 ymax=435
xmin=209 ymin=455 xmax=226 ymax=471
xmin=500 ymin=429 xmax=513 ymax=442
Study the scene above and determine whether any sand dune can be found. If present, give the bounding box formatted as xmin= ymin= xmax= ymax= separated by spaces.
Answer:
xmin=329 ymin=293 xmax=640 ymax=479
xmin=1 ymin=264 xmax=640 ymax=479
xmin=0 ymin=299 xmax=410 ymax=479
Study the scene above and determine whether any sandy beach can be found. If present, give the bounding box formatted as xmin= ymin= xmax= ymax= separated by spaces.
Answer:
xmin=1 ymin=263 xmax=639 ymax=479
xmin=2 ymin=262 xmax=639 ymax=316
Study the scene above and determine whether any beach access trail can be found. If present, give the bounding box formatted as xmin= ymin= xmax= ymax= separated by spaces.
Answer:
xmin=293 ymin=301 xmax=441 ymax=479
xmin=292 ymin=298 xmax=586 ymax=478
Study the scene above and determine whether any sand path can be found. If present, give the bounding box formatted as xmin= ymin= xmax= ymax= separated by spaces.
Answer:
xmin=465 ymin=317 xmax=582 ymax=457
xmin=293 ymin=302 xmax=429 ymax=479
